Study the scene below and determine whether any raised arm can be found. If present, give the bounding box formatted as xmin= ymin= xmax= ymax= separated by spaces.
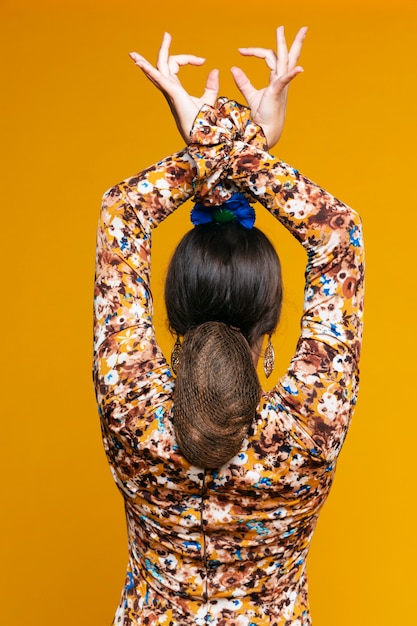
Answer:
xmin=93 ymin=149 xmax=198 ymax=438
xmin=187 ymin=103 xmax=364 ymax=461
xmin=94 ymin=34 xmax=220 ymax=426
xmin=95 ymin=32 xmax=219 ymax=357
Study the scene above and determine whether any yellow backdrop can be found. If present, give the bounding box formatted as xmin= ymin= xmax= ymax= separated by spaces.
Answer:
xmin=2 ymin=0 xmax=416 ymax=624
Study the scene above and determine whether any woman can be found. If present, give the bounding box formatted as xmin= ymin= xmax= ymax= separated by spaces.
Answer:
xmin=94 ymin=28 xmax=364 ymax=625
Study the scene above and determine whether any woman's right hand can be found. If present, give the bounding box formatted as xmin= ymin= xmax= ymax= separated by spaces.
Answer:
xmin=130 ymin=32 xmax=219 ymax=144
xmin=231 ymin=26 xmax=308 ymax=149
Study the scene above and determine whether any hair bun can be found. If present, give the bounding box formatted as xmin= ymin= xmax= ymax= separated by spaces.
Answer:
xmin=173 ymin=322 xmax=261 ymax=468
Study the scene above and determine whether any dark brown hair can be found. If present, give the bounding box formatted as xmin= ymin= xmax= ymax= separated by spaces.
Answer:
xmin=165 ymin=222 xmax=282 ymax=468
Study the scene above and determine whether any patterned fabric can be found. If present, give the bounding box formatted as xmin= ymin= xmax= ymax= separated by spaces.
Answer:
xmin=93 ymin=100 xmax=365 ymax=625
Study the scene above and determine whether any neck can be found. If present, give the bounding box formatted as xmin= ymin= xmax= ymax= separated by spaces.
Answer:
xmin=250 ymin=336 xmax=264 ymax=367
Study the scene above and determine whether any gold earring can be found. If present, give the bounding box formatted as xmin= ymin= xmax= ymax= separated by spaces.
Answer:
xmin=263 ymin=336 xmax=275 ymax=378
xmin=171 ymin=335 xmax=181 ymax=375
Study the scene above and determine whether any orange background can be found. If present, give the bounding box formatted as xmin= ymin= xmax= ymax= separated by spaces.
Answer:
xmin=1 ymin=1 xmax=416 ymax=625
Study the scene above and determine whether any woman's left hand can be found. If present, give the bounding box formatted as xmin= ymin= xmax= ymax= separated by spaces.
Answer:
xmin=130 ymin=32 xmax=219 ymax=144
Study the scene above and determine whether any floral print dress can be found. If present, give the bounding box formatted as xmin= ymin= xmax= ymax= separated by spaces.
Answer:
xmin=93 ymin=100 xmax=364 ymax=625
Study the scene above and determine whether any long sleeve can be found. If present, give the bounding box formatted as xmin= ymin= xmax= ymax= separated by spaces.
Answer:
xmin=188 ymin=103 xmax=365 ymax=461
xmin=93 ymin=149 xmax=195 ymax=421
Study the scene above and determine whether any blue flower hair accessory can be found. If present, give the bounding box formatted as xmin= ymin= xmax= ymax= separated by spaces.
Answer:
xmin=191 ymin=192 xmax=255 ymax=229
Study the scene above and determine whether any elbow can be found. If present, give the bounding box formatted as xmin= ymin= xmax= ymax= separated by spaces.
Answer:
xmin=348 ymin=210 xmax=364 ymax=252
xmin=101 ymin=184 xmax=123 ymax=212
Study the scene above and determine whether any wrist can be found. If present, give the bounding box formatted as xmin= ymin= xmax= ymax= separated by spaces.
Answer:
xmin=189 ymin=103 xmax=233 ymax=146
xmin=215 ymin=98 xmax=268 ymax=150
xmin=189 ymin=99 xmax=267 ymax=150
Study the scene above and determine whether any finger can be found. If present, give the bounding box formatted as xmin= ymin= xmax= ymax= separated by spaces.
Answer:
xmin=129 ymin=52 xmax=168 ymax=90
xmin=238 ymin=47 xmax=277 ymax=72
xmin=170 ymin=54 xmax=206 ymax=66
xmin=201 ymin=68 xmax=219 ymax=105
xmin=288 ymin=26 xmax=308 ymax=69
xmin=168 ymin=54 xmax=206 ymax=75
xmin=156 ymin=31 xmax=172 ymax=74
xmin=269 ymin=66 xmax=304 ymax=96
xmin=276 ymin=25 xmax=289 ymax=76
xmin=230 ymin=66 xmax=257 ymax=102
xmin=129 ymin=51 xmax=150 ymax=66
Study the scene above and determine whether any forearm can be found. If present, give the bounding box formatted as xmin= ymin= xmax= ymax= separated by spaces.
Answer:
xmin=94 ymin=149 xmax=196 ymax=352
xmin=227 ymin=143 xmax=364 ymax=357
xmin=101 ymin=149 xmax=196 ymax=229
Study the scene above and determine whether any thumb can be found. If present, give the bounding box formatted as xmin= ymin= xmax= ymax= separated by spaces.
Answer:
xmin=230 ymin=66 xmax=256 ymax=103
xmin=201 ymin=69 xmax=219 ymax=105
